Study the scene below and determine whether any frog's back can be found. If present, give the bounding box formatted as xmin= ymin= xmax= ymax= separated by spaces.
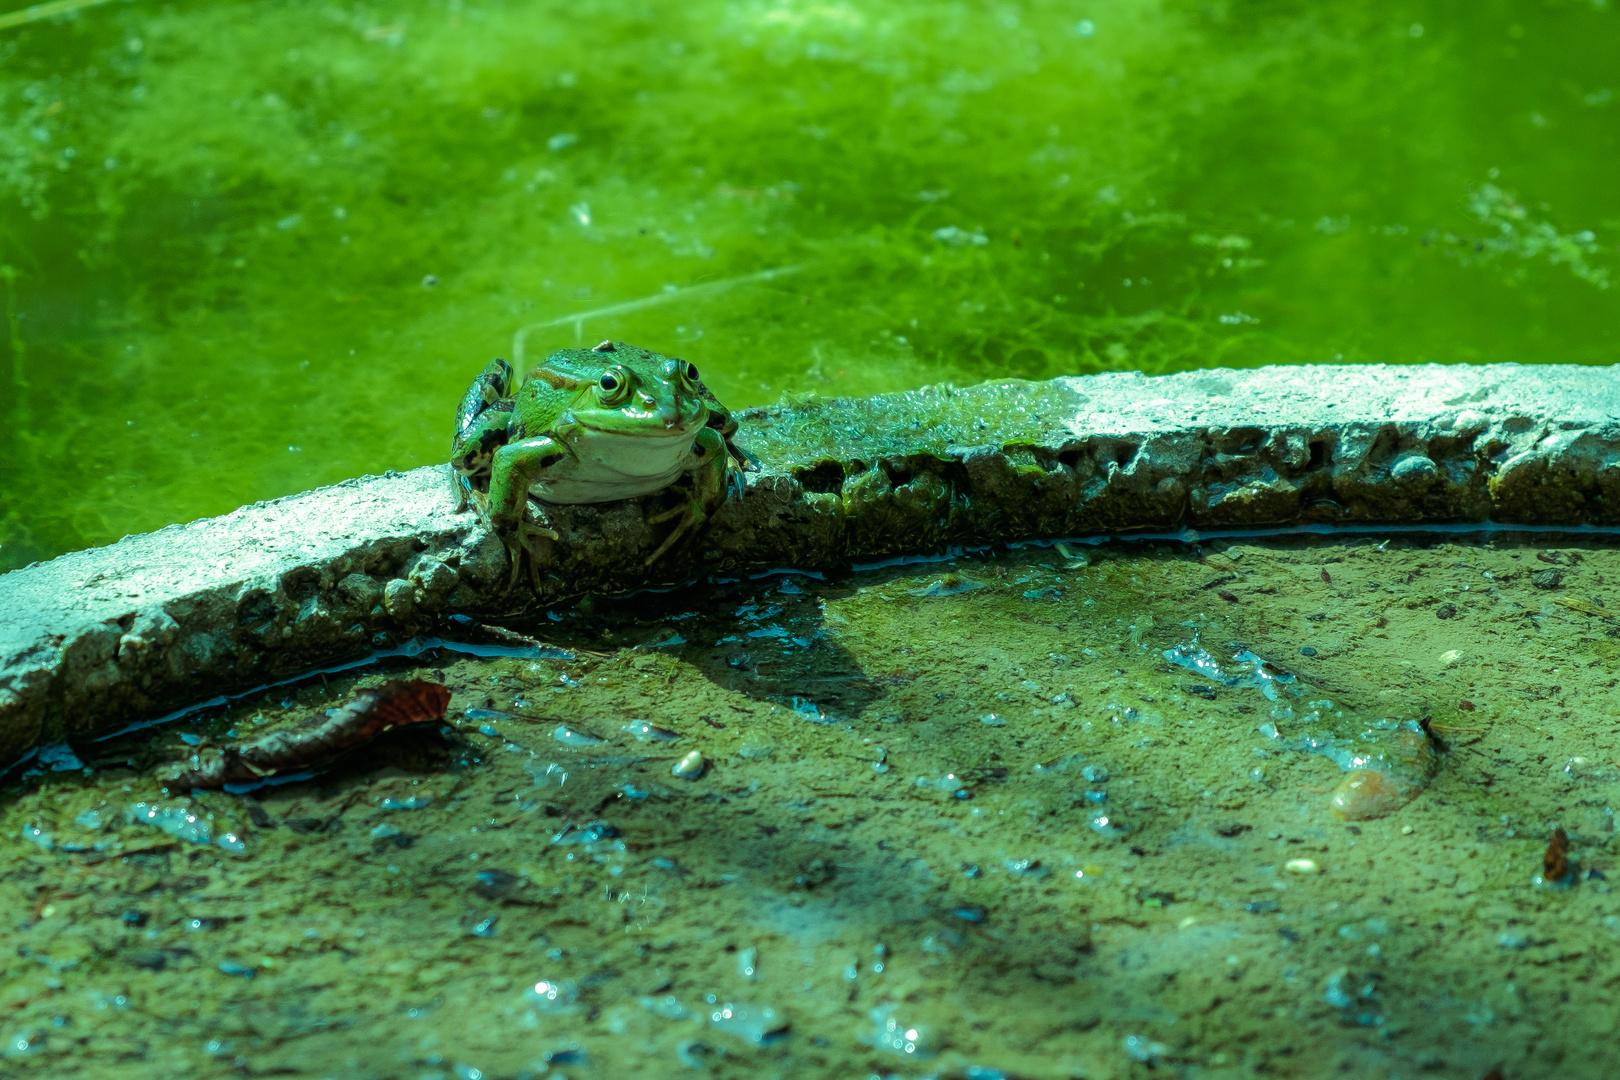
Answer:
xmin=510 ymin=362 xmax=583 ymax=439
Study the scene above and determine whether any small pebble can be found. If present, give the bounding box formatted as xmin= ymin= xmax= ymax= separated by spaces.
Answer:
xmin=1435 ymin=603 xmax=1458 ymax=619
xmin=1298 ymin=646 xmax=1317 ymax=656
xmin=672 ymin=750 xmax=706 ymax=780
xmin=1284 ymin=858 xmax=1320 ymax=874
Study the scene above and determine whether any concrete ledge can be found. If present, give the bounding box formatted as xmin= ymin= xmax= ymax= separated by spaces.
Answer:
xmin=3 ymin=362 xmax=1617 ymax=759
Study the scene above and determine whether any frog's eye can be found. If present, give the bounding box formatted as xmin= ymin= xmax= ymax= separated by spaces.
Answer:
xmin=597 ymin=367 xmax=631 ymax=404
xmin=685 ymin=362 xmax=700 ymax=383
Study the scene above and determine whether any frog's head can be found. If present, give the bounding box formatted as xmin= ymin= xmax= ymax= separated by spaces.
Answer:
xmin=536 ymin=341 xmax=709 ymax=437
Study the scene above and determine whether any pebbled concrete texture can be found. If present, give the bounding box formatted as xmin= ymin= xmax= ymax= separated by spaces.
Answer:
xmin=2 ymin=361 xmax=1617 ymax=758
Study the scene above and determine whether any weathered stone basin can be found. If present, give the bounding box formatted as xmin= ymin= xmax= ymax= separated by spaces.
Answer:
xmin=3 ymin=362 xmax=1616 ymax=760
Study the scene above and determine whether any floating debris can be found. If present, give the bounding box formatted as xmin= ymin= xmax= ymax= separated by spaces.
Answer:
xmin=126 ymin=803 xmax=243 ymax=852
xmin=524 ymin=979 xmax=581 ymax=1015
xmin=1123 ymin=1034 xmax=1169 ymax=1065
xmin=1554 ymin=596 xmax=1613 ymax=619
xmin=1164 ymin=643 xmax=1298 ymax=700
xmin=623 ymin=720 xmax=680 ymax=742
xmin=443 ymin=615 xmax=558 ymax=651
xmin=868 ymin=1004 xmax=931 ymax=1058
xmin=1054 ymin=541 xmax=1091 ymax=569
xmin=464 ymin=707 xmax=511 ymax=722
xmin=915 ymin=774 xmax=970 ymax=797
xmin=1322 ymin=967 xmax=1381 ymax=1024
xmin=552 ymin=724 xmax=605 ymax=747
xmin=672 ymin=750 xmax=707 ymax=780
xmin=379 ymin=795 xmax=433 ymax=810
xmin=167 ymin=680 xmax=450 ymax=789
xmin=1285 ymin=858 xmax=1320 ymax=874
xmin=737 ymin=947 xmax=758 ymax=979
xmin=1168 ymin=639 xmax=1438 ymax=820
xmin=551 ymin=820 xmax=618 ymax=845
xmin=908 ymin=573 xmax=983 ymax=597
xmin=979 ymin=713 xmax=1006 ymax=726
xmin=217 ymin=961 xmax=255 ymax=979
xmin=641 ymin=995 xmax=690 ymax=1020
xmin=1088 ymin=812 xmax=1126 ymax=837
xmin=1538 ymin=827 xmax=1575 ymax=886
xmin=524 ymin=761 xmax=568 ymax=790
xmin=708 ymin=1001 xmax=789 ymax=1046
xmin=20 ymin=823 xmax=52 ymax=852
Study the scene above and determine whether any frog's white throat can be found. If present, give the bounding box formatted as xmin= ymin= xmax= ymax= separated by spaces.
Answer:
xmin=529 ymin=425 xmax=701 ymax=505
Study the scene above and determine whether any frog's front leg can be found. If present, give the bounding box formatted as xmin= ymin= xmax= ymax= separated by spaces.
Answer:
xmin=486 ymin=436 xmax=569 ymax=591
xmin=643 ymin=427 xmax=729 ymax=567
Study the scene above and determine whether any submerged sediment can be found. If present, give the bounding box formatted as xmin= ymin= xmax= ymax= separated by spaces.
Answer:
xmin=2 ymin=361 xmax=1618 ymax=756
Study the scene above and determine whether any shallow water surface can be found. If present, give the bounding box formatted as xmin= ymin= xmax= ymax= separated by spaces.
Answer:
xmin=6 ymin=536 xmax=1620 ymax=1077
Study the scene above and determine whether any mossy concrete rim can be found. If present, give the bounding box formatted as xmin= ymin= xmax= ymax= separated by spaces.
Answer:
xmin=3 ymin=361 xmax=1618 ymax=760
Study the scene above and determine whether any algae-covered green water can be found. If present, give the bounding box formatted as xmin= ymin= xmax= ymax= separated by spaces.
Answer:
xmin=1 ymin=0 xmax=1618 ymax=569
xmin=7 ymin=537 xmax=1620 ymax=1078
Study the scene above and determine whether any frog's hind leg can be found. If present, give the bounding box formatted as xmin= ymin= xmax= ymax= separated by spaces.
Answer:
xmin=642 ymin=491 xmax=703 ymax=568
xmin=643 ymin=428 xmax=729 ymax=567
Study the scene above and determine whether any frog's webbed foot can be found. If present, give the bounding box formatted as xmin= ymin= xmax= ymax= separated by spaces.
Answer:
xmin=643 ymin=497 xmax=702 ymax=568
xmin=499 ymin=514 xmax=560 ymax=594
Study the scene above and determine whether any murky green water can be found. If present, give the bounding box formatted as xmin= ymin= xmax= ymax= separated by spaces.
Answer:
xmin=1 ymin=0 xmax=1617 ymax=569
xmin=8 ymin=537 xmax=1620 ymax=1078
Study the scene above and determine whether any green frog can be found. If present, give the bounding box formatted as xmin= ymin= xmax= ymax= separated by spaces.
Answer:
xmin=450 ymin=340 xmax=755 ymax=588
